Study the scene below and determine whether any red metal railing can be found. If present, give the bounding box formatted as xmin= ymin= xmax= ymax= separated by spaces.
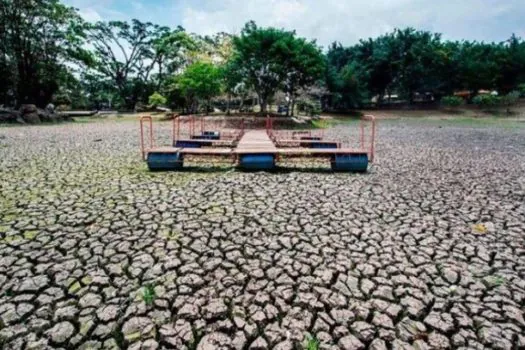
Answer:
xmin=140 ymin=116 xmax=153 ymax=160
xmin=361 ymin=115 xmax=376 ymax=162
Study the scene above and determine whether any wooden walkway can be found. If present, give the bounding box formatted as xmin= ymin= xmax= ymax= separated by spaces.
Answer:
xmin=147 ymin=129 xmax=367 ymax=157
xmin=235 ymin=130 xmax=277 ymax=154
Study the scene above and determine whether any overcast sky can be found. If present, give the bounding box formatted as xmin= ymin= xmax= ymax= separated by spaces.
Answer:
xmin=63 ymin=0 xmax=525 ymax=48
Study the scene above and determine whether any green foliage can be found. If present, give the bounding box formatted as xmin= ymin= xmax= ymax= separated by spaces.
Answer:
xmin=142 ymin=284 xmax=156 ymax=305
xmin=174 ymin=61 xmax=222 ymax=112
xmin=518 ymin=84 xmax=525 ymax=97
xmin=0 ymin=0 xmax=90 ymax=106
xmin=304 ymin=335 xmax=320 ymax=350
xmin=148 ymin=92 xmax=167 ymax=107
xmin=500 ymin=91 xmax=520 ymax=107
xmin=297 ymin=99 xmax=322 ymax=116
xmin=231 ymin=21 xmax=324 ymax=113
xmin=472 ymin=94 xmax=500 ymax=108
xmin=86 ymin=20 xmax=194 ymax=109
xmin=325 ymin=29 xmax=525 ymax=109
xmin=441 ymin=96 xmax=463 ymax=107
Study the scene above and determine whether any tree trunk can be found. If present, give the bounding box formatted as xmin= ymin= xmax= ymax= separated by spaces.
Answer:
xmin=226 ymin=93 xmax=231 ymax=115
xmin=290 ymin=98 xmax=296 ymax=117
xmin=258 ymin=92 xmax=267 ymax=113
xmin=238 ymin=96 xmax=244 ymax=112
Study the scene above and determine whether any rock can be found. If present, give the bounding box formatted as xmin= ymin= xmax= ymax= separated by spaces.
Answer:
xmin=203 ymin=299 xmax=228 ymax=320
xmin=423 ymin=312 xmax=454 ymax=334
xmin=338 ymin=334 xmax=365 ymax=350
xmin=197 ymin=332 xmax=231 ymax=349
xmin=369 ymin=339 xmax=388 ymax=350
xmin=46 ymin=321 xmax=75 ymax=344
xmin=249 ymin=336 xmax=268 ymax=349
xmin=17 ymin=275 xmax=49 ymax=293
xmin=427 ymin=332 xmax=451 ymax=349
xmin=20 ymin=104 xmax=41 ymax=124
xmin=397 ymin=318 xmax=427 ymax=342
xmin=0 ymin=108 xmax=22 ymax=123
xmin=79 ymin=293 xmax=102 ymax=308
xmin=96 ymin=304 xmax=119 ymax=322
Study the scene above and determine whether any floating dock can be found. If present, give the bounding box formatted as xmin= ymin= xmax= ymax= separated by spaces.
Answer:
xmin=140 ymin=115 xmax=376 ymax=172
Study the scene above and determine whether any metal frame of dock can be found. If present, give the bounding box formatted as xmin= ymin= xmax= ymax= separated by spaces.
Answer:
xmin=140 ymin=115 xmax=376 ymax=172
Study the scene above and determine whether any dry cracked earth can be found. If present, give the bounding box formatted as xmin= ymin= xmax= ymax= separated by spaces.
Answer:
xmin=0 ymin=119 xmax=524 ymax=350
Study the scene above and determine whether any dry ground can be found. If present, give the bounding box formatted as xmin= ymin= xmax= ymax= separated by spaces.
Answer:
xmin=0 ymin=117 xmax=524 ymax=349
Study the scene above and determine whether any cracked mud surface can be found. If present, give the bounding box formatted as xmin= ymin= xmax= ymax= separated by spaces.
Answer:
xmin=0 ymin=120 xmax=524 ymax=349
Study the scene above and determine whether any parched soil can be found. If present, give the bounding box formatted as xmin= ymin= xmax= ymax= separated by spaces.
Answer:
xmin=0 ymin=120 xmax=524 ymax=350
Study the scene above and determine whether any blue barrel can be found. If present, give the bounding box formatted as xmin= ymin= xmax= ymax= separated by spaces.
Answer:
xmin=192 ymin=131 xmax=220 ymax=140
xmin=331 ymin=154 xmax=368 ymax=172
xmin=239 ymin=154 xmax=276 ymax=171
xmin=175 ymin=140 xmax=204 ymax=148
xmin=309 ymin=142 xmax=338 ymax=149
xmin=147 ymin=152 xmax=183 ymax=171
xmin=203 ymin=131 xmax=220 ymax=140
xmin=300 ymin=136 xmax=321 ymax=140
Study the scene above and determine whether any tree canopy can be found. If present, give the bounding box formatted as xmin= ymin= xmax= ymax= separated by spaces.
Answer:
xmin=1 ymin=0 xmax=525 ymax=113
xmin=0 ymin=0 xmax=90 ymax=106
xmin=230 ymin=22 xmax=325 ymax=113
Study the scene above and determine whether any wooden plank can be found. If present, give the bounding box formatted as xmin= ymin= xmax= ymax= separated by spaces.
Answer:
xmin=236 ymin=130 xmax=276 ymax=152
xmin=147 ymin=147 xmax=182 ymax=154
xmin=277 ymin=148 xmax=368 ymax=155
xmin=176 ymin=139 xmax=236 ymax=146
xmin=180 ymin=148 xmax=233 ymax=155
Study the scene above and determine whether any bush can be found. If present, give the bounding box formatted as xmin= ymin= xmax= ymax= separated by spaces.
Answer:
xmin=472 ymin=94 xmax=500 ymax=108
xmin=518 ymin=84 xmax=525 ymax=97
xmin=297 ymin=99 xmax=321 ymax=116
xmin=500 ymin=91 xmax=520 ymax=114
xmin=441 ymin=96 xmax=463 ymax=108
xmin=501 ymin=91 xmax=520 ymax=106
xmin=148 ymin=92 xmax=167 ymax=107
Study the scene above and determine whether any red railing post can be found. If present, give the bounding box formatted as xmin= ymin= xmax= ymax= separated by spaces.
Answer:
xmin=362 ymin=115 xmax=376 ymax=163
xmin=173 ymin=116 xmax=181 ymax=145
xmin=140 ymin=116 xmax=153 ymax=160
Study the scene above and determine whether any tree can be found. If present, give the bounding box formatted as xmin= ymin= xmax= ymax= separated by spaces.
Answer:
xmin=500 ymin=91 xmax=520 ymax=114
xmin=231 ymin=22 xmax=293 ymax=112
xmin=174 ymin=61 xmax=222 ymax=113
xmin=456 ymin=42 xmax=500 ymax=96
xmin=148 ymin=92 xmax=167 ymax=107
xmin=222 ymin=60 xmax=246 ymax=115
xmin=281 ymin=36 xmax=325 ymax=116
xmin=230 ymin=22 xmax=325 ymax=113
xmin=440 ymin=96 xmax=463 ymax=111
xmin=0 ymin=0 xmax=90 ymax=107
xmin=494 ymin=34 xmax=525 ymax=93
xmin=86 ymin=20 xmax=194 ymax=110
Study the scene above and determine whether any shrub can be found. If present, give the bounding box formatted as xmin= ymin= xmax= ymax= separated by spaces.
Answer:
xmin=148 ymin=92 xmax=167 ymax=107
xmin=518 ymin=83 xmax=525 ymax=97
xmin=297 ymin=99 xmax=321 ymax=116
xmin=501 ymin=91 xmax=520 ymax=106
xmin=472 ymin=94 xmax=500 ymax=108
xmin=500 ymin=91 xmax=520 ymax=114
xmin=441 ymin=96 xmax=463 ymax=108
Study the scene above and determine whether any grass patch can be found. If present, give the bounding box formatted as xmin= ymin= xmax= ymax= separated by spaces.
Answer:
xmin=472 ymin=223 xmax=487 ymax=234
xmin=484 ymin=275 xmax=506 ymax=288
xmin=311 ymin=119 xmax=333 ymax=129
xmin=141 ymin=284 xmax=156 ymax=305
xmin=383 ymin=116 xmax=525 ymax=129
xmin=23 ymin=230 xmax=39 ymax=240
xmin=163 ymin=230 xmax=180 ymax=241
xmin=304 ymin=335 xmax=320 ymax=350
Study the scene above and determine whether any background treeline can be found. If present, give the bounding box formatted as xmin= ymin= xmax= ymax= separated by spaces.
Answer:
xmin=1 ymin=0 xmax=525 ymax=116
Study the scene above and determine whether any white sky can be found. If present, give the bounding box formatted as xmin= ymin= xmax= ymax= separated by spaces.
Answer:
xmin=64 ymin=0 xmax=525 ymax=48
